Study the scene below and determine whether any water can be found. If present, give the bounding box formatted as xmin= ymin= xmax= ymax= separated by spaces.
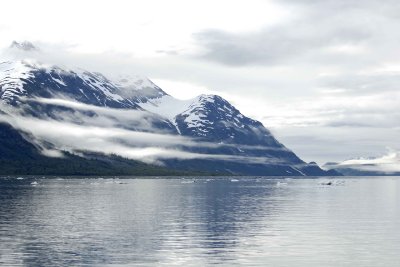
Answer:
xmin=0 ymin=176 xmax=399 ymax=266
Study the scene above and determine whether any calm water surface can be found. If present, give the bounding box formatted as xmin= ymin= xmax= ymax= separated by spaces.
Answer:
xmin=0 ymin=176 xmax=399 ymax=266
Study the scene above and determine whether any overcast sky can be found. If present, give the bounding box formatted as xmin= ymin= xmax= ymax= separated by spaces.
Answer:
xmin=1 ymin=0 xmax=399 ymax=164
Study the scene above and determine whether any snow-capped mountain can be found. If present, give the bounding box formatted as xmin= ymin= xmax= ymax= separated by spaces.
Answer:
xmin=0 ymin=42 xmax=339 ymax=176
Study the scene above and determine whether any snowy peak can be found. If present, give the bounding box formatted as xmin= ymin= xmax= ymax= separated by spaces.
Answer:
xmin=181 ymin=94 xmax=245 ymax=127
xmin=10 ymin=41 xmax=38 ymax=51
xmin=171 ymin=94 xmax=281 ymax=146
xmin=178 ymin=94 xmax=237 ymax=134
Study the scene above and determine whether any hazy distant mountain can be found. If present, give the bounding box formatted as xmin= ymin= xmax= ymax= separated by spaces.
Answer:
xmin=9 ymin=41 xmax=38 ymax=51
xmin=0 ymin=41 xmax=339 ymax=176
xmin=324 ymin=154 xmax=400 ymax=176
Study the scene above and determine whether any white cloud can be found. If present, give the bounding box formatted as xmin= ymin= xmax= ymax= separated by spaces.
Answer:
xmin=0 ymin=0 xmax=289 ymax=56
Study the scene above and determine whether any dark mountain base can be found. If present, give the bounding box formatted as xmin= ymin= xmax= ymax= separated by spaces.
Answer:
xmin=0 ymin=122 xmax=339 ymax=176
xmin=0 ymin=123 xmax=206 ymax=176
xmin=0 ymin=156 xmax=209 ymax=176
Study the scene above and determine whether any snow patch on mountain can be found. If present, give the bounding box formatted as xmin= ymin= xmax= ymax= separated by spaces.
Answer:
xmin=0 ymin=61 xmax=34 ymax=103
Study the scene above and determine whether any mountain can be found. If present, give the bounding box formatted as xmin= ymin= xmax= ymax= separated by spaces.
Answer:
xmin=0 ymin=42 xmax=339 ymax=176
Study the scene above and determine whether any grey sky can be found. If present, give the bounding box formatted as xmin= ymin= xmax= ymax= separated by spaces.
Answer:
xmin=0 ymin=0 xmax=399 ymax=165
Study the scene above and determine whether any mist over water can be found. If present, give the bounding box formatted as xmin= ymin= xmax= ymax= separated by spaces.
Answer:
xmin=0 ymin=177 xmax=399 ymax=266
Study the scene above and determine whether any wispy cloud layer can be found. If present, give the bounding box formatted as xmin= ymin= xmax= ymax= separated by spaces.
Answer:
xmin=0 ymin=99 xmax=291 ymax=165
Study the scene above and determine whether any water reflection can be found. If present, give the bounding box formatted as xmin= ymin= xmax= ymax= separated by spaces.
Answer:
xmin=0 ymin=177 xmax=399 ymax=266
